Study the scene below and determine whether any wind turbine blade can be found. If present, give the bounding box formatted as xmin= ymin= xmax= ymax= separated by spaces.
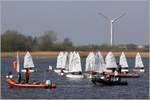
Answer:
xmin=98 ymin=12 xmax=110 ymax=20
xmin=113 ymin=13 xmax=126 ymax=22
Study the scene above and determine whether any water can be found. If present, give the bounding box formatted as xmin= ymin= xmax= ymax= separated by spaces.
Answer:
xmin=1 ymin=57 xmax=149 ymax=99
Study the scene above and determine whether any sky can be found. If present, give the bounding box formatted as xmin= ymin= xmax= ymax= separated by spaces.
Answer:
xmin=1 ymin=0 xmax=149 ymax=46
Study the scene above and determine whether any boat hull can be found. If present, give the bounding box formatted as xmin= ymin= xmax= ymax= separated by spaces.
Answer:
xmin=91 ymin=77 xmax=128 ymax=86
xmin=21 ymin=69 xmax=36 ymax=73
xmin=66 ymin=74 xmax=84 ymax=78
xmin=103 ymin=72 xmax=140 ymax=78
xmin=6 ymin=79 xmax=56 ymax=89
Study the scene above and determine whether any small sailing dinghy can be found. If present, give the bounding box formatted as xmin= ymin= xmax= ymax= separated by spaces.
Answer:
xmin=54 ymin=52 xmax=67 ymax=74
xmin=105 ymin=52 xmax=117 ymax=72
xmin=119 ymin=52 xmax=129 ymax=73
xmin=134 ymin=52 xmax=144 ymax=72
xmin=84 ymin=51 xmax=105 ymax=79
xmin=21 ymin=51 xmax=36 ymax=72
xmin=66 ymin=52 xmax=84 ymax=78
xmin=6 ymin=52 xmax=56 ymax=89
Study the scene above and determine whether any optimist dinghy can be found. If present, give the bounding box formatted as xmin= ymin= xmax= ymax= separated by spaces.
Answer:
xmin=119 ymin=52 xmax=129 ymax=73
xmin=134 ymin=52 xmax=144 ymax=72
xmin=66 ymin=52 xmax=84 ymax=78
xmin=105 ymin=52 xmax=117 ymax=72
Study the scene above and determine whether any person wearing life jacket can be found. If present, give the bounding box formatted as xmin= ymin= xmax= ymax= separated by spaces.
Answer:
xmin=12 ymin=60 xmax=17 ymax=70
xmin=117 ymin=63 xmax=122 ymax=74
xmin=25 ymin=68 xmax=31 ymax=83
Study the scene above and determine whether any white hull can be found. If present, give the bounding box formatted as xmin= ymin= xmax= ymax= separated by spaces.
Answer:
xmin=21 ymin=69 xmax=35 ymax=73
xmin=66 ymin=74 xmax=84 ymax=78
xmin=54 ymin=69 xmax=69 ymax=74
xmin=133 ymin=68 xmax=145 ymax=72
xmin=54 ymin=69 xmax=61 ymax=73
xmin=121 ymin=69 xmax=129 ymax=72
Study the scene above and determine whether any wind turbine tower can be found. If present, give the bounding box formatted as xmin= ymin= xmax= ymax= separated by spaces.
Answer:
xmin=98 ymin=12 xmax=126 ymax=46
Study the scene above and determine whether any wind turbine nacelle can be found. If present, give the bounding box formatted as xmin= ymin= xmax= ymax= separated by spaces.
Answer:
xmin=111 ymin=20 xmax=114 ymax=23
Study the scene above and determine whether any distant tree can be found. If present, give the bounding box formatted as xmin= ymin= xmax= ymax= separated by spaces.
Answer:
xmin=63 ymin=38 xmax=73 ymax=47
xmin=126 ymin=44 xmax=137 ymax=51
xmin=1 ymin=30 xmax=30 ymax=51
xmin=38 ymin=30 xmax=57 ymax=50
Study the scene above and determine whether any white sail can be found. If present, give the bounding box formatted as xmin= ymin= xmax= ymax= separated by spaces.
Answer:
xmin=56 ymin=52 xmax=64 ymax=69
xmin=94 ymin=51 xmax=105 ymax=73
xmin=64 ymin=52 xmax=69 ymax=71
xmin=119 ymin=52 xmax=129 ymax=72
xmin=68 ymin=52 xmax=74 ymax=72
xmin=105 ymin=52 xmax=117 ymax=71
xmin=16 ymin=52 xmax=20 ymax=72
xmin=68 ymin=52 xmax=82 ymax=72
xmin=23 ymin=51 xmax=35 ymax=68
xmin=135 ymin=52 xmax=144 ymax=68
xmin=85 ymin=52 xmax=95 ymax=72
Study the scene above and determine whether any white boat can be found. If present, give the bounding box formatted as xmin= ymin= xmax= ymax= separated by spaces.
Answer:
xmin=134 ymin=52 xmax=144 ymax=72
xmin=105 ymin=52 xmax=117 ymax=72
xmin=94 ymin=51 xmax=105 ymax=73
xmin=66 ymin=52 xmax=84 ymax=78
xmin=54 ymin=52 xmax=69 ymax=74
xmin=54 ymin=52 xmax=64 ymax=73
xmin=85 ymin=52 xmax=95 ymax=72
xmin=119 ymin=52 xmax=129 ymax=72
xmin=21 ymin=51 xmax=36 ymax=72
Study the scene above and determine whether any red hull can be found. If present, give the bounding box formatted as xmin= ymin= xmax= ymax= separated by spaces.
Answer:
xmin=6 ymin=79 xmax=56 ymax=89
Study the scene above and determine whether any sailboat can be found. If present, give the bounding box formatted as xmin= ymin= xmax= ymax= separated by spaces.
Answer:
xmin=85 ymin=52 xmax=95 ymax=72
xmin=134 ymin=52 xmax=144 ymax=72
xmin=54 ymin=52 xmax=65 ymax=73
xmin=54 ymin=52 xmax=69 ymax=74
xmin=94 ymin=51 xmax=105 ymax=73
xmin=21 ymin=51 xmax=36 ymax=72
xmin=119 ymin=52 xmax=129 ymax=73
xmin=66 ymin=52 xmax=84 ymax=78
xmin=105 ymin=52 xmax=117 ymax=72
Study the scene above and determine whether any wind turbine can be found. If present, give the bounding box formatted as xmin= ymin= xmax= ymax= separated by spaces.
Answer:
xmin=98 ymin=12 xmax=126 ymax=46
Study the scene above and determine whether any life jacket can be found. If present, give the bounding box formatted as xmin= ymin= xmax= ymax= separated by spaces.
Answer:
xmin=12 ymin=60 xmax=17 ymax=70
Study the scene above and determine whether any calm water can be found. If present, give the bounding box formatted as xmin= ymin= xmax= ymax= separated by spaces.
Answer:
xmin=1 ymin=57 xmax=149 ymax=99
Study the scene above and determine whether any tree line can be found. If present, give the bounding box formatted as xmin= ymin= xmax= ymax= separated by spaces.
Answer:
xmin=1 ymin=30 xmax=149 ymax=52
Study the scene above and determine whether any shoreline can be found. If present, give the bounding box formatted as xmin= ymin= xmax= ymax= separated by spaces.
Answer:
xmin=1 ymin=51 xmax=149 ymax=58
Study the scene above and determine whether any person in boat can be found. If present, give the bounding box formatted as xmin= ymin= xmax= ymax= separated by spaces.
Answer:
xmin=117 ymin=63 xmax=122 ymax=73
xmin=25 ymin=68 xmax=31 ymax=83
xmin=117 ymin=63 xmax=122 ymax=82
xmin=18 ymin=72 xmax=22 ymax=83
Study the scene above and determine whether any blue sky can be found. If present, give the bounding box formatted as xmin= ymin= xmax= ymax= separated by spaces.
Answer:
xmin=1 ymin=0 xmax=149 ymax=46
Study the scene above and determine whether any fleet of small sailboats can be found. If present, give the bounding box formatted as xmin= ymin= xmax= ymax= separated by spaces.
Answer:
xmin=6 ymin=51 xmax=145 ymax=88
